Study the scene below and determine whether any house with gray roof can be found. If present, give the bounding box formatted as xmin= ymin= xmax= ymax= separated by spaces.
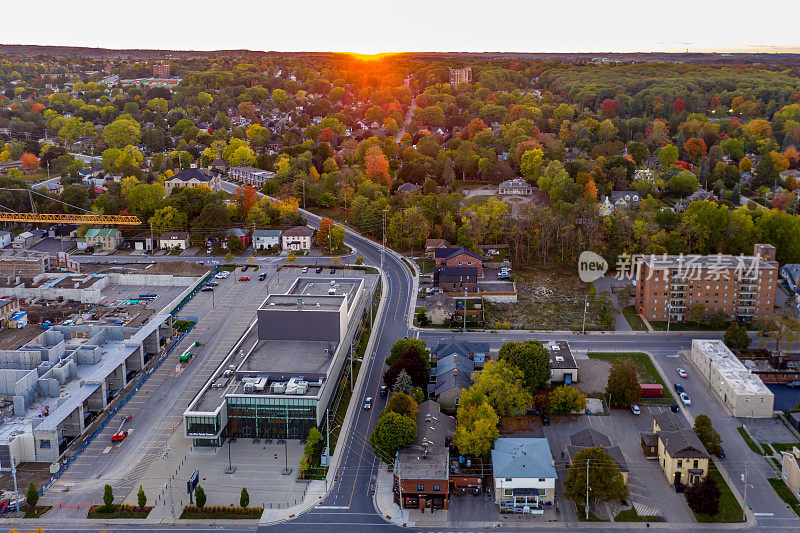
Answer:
xmin=565 ymin=428 xmax=629 ymax=482
xmin=253 ymin=229 xmax=282 ymax=250
xmin=429 ymin=353 xmax=474 ymax=410
xmin=424 ymin=293 xmax=456 ymax=326
xmin=491 ymin=438 xmax=557 ymax=514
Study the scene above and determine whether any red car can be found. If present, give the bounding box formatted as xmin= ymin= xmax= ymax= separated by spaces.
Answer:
xmin=238 ymin=276 xmax=250 ymax=281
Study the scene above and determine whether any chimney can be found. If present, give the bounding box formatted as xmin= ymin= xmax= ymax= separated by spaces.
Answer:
xmin=453 ymin=368 xmax=457 ymax=377
xmin=297 ymin=298 xmax=303 ymax=309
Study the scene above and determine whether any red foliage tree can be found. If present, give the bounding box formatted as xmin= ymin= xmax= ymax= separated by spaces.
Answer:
xmin=673 ymin=97 xmax=686 ymax=115
xmin=683 ymin=138 xmax=707 ymax=163
xmin=317 ymin=127 xmax=336 ymax=144
xmin=383 ymin=348 xmax=428 ymax=388
xmin=231 ymin=185 xmax=258 ymax=219
xmin=601 ymin=99 xmax=618 ymax=118
xmin=709 ymin=96 xmax=722 ymax=110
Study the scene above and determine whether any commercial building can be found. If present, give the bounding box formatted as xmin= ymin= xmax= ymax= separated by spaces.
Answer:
xmin=449 ymin=67 xmax=472 ymax=87
xmin=781 ymin=447 xmax=800 ymax=499
xmin=492 ymin=438 xmax=557 ymax=514
xmin=152 ymin=62 xmax=170 ymax=78
xmin=543 ymin=340 xmax=578 ymax=385
xmin=184 ymin=270 xmax=377 ymax=446
xmin=0 ymin=318 xmax=173 ymax=470
xmin=634 ymin=244 xmax=779 ymax=323
xmin=281 ymin=226 xmax=314 ymax=251
xmin=229 ymin=166 xmax=276 ymax=188
xmin=689 ymin=339 xmax=774 ymax=418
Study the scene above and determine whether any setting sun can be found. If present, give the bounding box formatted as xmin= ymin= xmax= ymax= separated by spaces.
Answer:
xmin=348 ymin=52 xmax=392 ymax=62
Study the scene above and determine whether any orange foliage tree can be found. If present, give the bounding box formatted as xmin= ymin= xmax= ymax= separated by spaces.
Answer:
xmin=584 ymin=180 xmax=598 ymax=202
xmin=20 ymin=153 xmax=39 ymax=170
xmin=317 ymin=217 xmax=334 ymax=249
xmin=364 ymin=145 xmax=390 ymax=184
xmin=232 ymin=185 xmax=258 ymax=219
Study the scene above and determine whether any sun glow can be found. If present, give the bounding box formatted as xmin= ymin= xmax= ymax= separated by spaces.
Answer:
xmin=348 ymin=52 xmax=392 ymax=62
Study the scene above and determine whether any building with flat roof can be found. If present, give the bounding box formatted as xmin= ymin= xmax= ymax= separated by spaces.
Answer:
xmin=634 ymin=244 xmax=778 ymax=323
xmin=449 ymin=67 xmax=472 ymax=87
xmin=491 ymin=438 xmax=557 ymax=514
xmin=0 ymin=317 xmax=172 ymax=470
xmin=184 ymin=271 xmax=377 ymax=446
xmin=543 ymin=340 xmax=578 ymax=385
xmin=229 ymin=166 xmax=275 ymax=188
xmin=690 ymin=339 xmax=774 ymax=418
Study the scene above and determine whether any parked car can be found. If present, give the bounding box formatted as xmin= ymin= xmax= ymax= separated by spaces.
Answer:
xmin=330 ymin=267 xmax=336 ymax=274
xmin=238 ymin=276 xmax=250 ymax=281
xmin=717 ymin=448 xmax=726 ymax=459
xmin=497 ymin=273 xmax=510 ymax=280
xmin=302 ymin=266 xmax=309 ymax=273
xmin=316 ymin=267 xmax=323 ymax=273
xmin=670 ymin=403 xmax=680 ymax=413
xmin=379 ymin=385 xmax=388 ymax=397
xmin=206 ymin=248 xmax=212 ymax=255
xmin=630 ymin=404 xmax=640 ymax=415
xmin=207 ymin=281 xmax=219 ymax=286
xmin=673 ymin=383 xmax=685 ymax=394
xmin=201 ymin=286 xmax=214 ymax=292
xmin=363 ymin=397 xmax=373 ymax=410
xmin=679 ymin=392 xmax=691 ymax=405
xmin=787 ymin=381 xmax=800 ymax=389
xmin=541 ymin=412 xmax=550 ymax=426
xmin=258 ymin=273 xmax=267 ymax=281
xmin=677 ymin=368 xmax=688 ymax=378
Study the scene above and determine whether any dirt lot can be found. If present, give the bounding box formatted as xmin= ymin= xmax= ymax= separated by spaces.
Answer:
xmin=575 ymin=359 xmax=612 ymax=395
xmin=140 ymin=261 xmax=210 ymax=277
xmin=484 ymin=267 xmax=609 ymax=330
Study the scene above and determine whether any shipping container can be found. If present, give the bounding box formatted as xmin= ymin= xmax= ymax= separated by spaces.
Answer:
xmin=639 ymin=383 xmax=663 ymax=398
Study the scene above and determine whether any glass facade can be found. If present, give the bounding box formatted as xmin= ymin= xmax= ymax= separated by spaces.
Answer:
xmin=186 ymin=414 xmax=221 ymax=437
xmin=226 ymin=396 xmax=316 ymax=439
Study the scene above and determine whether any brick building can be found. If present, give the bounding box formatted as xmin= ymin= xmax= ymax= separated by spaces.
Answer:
xmin=434 ymin=266 xmax=478 ymax=292
xmin=433 ymin=246 xmax=483 ymax=277
xmin=152 ymin=62 xmax=170 ymax=78
xmin=449 ymin=67 xmax=472 ymax=88
xmin=634 ymin=244 xmax=778 ymax=323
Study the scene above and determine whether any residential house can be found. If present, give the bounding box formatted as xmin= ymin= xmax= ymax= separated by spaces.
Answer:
xmin=159 ymin=231 xmax=190 ymax=250
xmin=565 ymin=428 xmax=629 ymax=482
xmin=779 ymin=169 xmax=800 ymax=183
xmin=429 ymin=352 xmax=474 ymax=410
xmin=434 ymin=246 xmax=483 ymax=277
xmin=781 ymin=447 xmax=800 ymax=500
xmin=84 ymin=228 xmax=122 ymax=251
xmin=498 ymin=178 xmax=533 ymax=196
xmin=226 ymin=228 xmax=250 ymax=249
xmin=229 ymin=166 xmax=276 ymax=188
xmin=253 ymin=229 xmax=282 ymax=251
xmin=491 ymin=438 xmax=557 ymax=514
xmin=610 ymin=191 xmax=640 ymax=209
xmin=424 ymin=293 xmax=456 ymax=326
xmin=598 ymin=196 xmax=614 ymax=216
xmin=542 ymin=341 xmax=578 ymax=385
xmin=0 ymin=231 xmax=11 ymax=249
xmin=781 ymin=264 xmax=800 ymax=294
xmin=0 ymin=161 xmax=24 ymax=175
xmin=281 ymin=226 xmax=314 ymax=251
xmin=434 ymin=266 xmax=478 ymax=292
xmin=397 ymin=182 xmax=422 ymax=196
xmin=642 ymin=412 xmax=708 ymax=489
xmin=675 ymin=188 xmax=717 ymax=212
xmin=12 ymin=231 xmax=38 ymax=249
xmin=45 ymin=182 xmax=64 ymax=195
xmin=164 ymin=168 xmax=221 ymax=193
xmin=434 ymin=340 xmax=489 ymax=369
xmin=425 ymin=239 xmax=450 ymax=257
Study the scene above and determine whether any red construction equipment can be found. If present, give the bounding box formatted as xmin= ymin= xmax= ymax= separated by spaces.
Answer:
xmin=112 ymin=415 xmax=133 ymax=442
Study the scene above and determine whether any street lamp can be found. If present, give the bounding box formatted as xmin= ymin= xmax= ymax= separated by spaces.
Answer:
xmin=225 ymin=436 xmax=236 ymax=474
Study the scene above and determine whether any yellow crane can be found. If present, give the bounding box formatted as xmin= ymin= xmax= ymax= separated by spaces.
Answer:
xmin=0 ymin=213 xmax=141 ymax=225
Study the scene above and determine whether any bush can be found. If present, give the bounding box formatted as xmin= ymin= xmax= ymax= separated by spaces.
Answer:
xmin=686 ymin=476 xmax=721 ymax=516
xmin=240 ymin=487 xmax=249 ymax=509
xmin=195 ymin=485 xmax=206 ymax=509
xmin=26 ymin=482 xmax=38 ymax=508
xmin=137 ymin=486 xmax=146 ymax=509
xmin=103 ymin=484 xmax=114 ymax=512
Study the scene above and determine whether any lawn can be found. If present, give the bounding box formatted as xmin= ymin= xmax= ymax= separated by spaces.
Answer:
xmin=484 ymin=267 xmax=612 ymax=330
xmin=771 ymin=442 xmax=799 ymax=454
xmin=575 ymin=504 xmax=607 ymax=522
xmin=621 ymin=306 xmax=648 ymax=331
xmin=180 ymin=505 xmax=263 ymax=519
xmin=768 ymin=478 xmax=800 ymax=517
xmin=737 ymin=426 xmax=766 ymax=455
xmin=587 ymin=352 xmax=674 ymax=401
xmin=692 ymin=464 xmax=744 ymax=523
xmin=614 ymin=508 xmax=663 ymax=522
xmin=415 ymin=258 xmax=435 ymax=274
xmin=24 ymin=506 xmax=51 ymax=518
xmin=87 ymin=504 xmax=152 ymax=519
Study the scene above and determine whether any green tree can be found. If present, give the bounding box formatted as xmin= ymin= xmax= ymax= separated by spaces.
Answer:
xmin=471 ymin=360 xmax=531 ymax=416
xmin=103 ymin=484 xmax=114 ymax=512
xmin=240 ymin=487 xmax=249 ymax=509
xmin=392 ymin=369 xmax=414 ymax=395
xmin=498 ymin=340 xmax=551 ymax=392
xmin=658 ymin=144 xmax=679 ymax=168
xmin=26 ymin=482 xmax=38 ymax=508
xmin=227 ymin=235 xmax=245 ymax=255
xmin=565 ymin=447 xmax=628 ymax=514
xmin=369 ymin=411 xmax=416 ymax=463
xmin=606 ymin=360 xmax=639 ymax=407
xmin=758 ymin=311 xmax=800 ymax=353
xmin=723 ymin=323 xmax=751 ymax=350
xmin=626 ymin=142 xmax=650 ymax=165
xmin=195 ymin=485 xmax=206 ymax=509
xmin=668 ymin=170 xmax=700 ymax=196
xmin=103 ymin=116 xmax=141 ymax=148
xmin=548 ymin=385 xmax=587 ymax=415
xmin=385 ymin=392 xmax=419 ymax=419
xmin=149 ymin=206 xmax=188 ymax=234
xmin=693 ymin=414 xmax=722 ymax=456
xmin=137 ymin=486 xmax=147 ymax=509
xmin=304 ymin=427 xmax=322 ymax=457
xmin=685 ymin=476 xmax=721 ymax=516
xmin=453 ymin=388 xmax=499 ymax=457
xmin=753 ymin=149 xmax=778 ymax=188
xmin=387 ymin=339 xmax=431 ymax=372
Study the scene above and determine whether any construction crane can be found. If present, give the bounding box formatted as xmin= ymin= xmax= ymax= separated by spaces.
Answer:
xmin=0 ymin=187 xmax=141 ymax=226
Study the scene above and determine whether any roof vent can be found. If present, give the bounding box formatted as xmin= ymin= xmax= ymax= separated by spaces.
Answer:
xmin=297 ymin=298 xmax=303 ymax=309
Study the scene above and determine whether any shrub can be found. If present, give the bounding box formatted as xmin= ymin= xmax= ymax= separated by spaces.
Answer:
xmin=26 ymin=482 xmax=38 ymax=508
xmin=103 ymin=484 xmax=114 ymax=512
xmin=195 ymin=485 xmax=206 ymax=509
xmin=137 ymin=486 xmax=146 ymax=509
xmin=240 ymin=487 xmax=249 ymax=509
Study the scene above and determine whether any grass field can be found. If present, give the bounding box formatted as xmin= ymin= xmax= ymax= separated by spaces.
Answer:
xmin=692 ymin=464 xmax=744 ymax=523
xmin=621 ymin=306 xmax=648 ymax=331
xmin=769 ymin=478 xmax=800 ymax=517
xmin=587 ymin=352 xmax=674 ymax=401
xmin=737 ymin=426 xmax=766 ymax=455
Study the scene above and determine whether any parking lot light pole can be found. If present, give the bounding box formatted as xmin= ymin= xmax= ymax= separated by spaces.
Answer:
xmin=581 ymin=295 xmax=589 ymax=334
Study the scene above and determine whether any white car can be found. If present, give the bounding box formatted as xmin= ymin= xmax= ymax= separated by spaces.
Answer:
xmin=215 ymin=272 xmax=226 ymax=279
xmin=680 ymin=392 xmax=692 ymax=406
xmin=630 ymin=404 xmax=640 ymax=415
xmin=677 ymin=368 xmax=688 ymax=378
xmin=302 ymin=266 xmax=309 ymax=273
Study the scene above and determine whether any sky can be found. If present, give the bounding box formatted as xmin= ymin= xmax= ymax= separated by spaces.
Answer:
xmin=4 ymin=0 xmax=799 ymax=55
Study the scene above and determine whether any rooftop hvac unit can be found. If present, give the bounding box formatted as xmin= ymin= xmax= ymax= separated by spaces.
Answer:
xmin=254 ymin=378 xmax=267 ymax=391
xmin=243 ymin=382 xmax=255 ymax=394
xmin=296 ymin=381 xmax=309 ymax=394
xmin=271 ymin=382 xmax=286 ymax=394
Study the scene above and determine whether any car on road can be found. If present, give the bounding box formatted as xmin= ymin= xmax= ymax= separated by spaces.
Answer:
xmin=541 ymin=412 xmax=550 ymax=426
xmin=380 ymin=385 xmax=388 ymax=397
xmin=215 ymin=272 xmax=226 ymax=279
xmin=330 ymin=267 xmax=336 ymax=274
xmin=258 ymin=273 xmax=267 ymax=281
xmin=497 ymin=273 xmax=511 ymax=280
xmin=201 ymin=286 xmax=214 ymax=292
xmin=238 ymin=276 xmax=250 ymax=281
xmin=674 ymin=383 xmax=685 ymax=394
xmin=316 ymin=267 xmax=323 ymax=273
xmin=207 ymin=281 xmax=219 ymax=286
xmin=302 ymin=266 xmax=309 ymax=273
xmin=363 ymin=397 xmax=373 ymax=410
xmin=677 ymin=368 xmax=688 ymax=378
xmin=670 ymin=403 xmax=680 ymax=413
xmin=630 ymin=404 xmax=640 ymax=415
xmin=680 ymin=392 xmax=692 ymax=405
xmin=717 ymin=448 xmax=726 ymax=458
xmin=787 ymin=381 xmax=800 ymax=389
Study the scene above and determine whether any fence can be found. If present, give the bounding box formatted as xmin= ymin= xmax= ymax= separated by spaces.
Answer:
xmin=38 ymin=266 xmax=218 ymax=497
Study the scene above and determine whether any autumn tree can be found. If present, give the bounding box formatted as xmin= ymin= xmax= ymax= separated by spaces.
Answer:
xmin=685 ymin=476 xmax=721 ymax=516
xmin=103 ymin=116 xmax=141 ymax=148
xmin=453 ymin=387 xmax=499 ymax=458
xmin=385 ymin=392 xmax=419 ymax=419
xmin=364 ymin=145 xmax=390 ymax=184
xmin=723 ymin=323 xmax=751 ymax=350
xmin=317 ymin=217 xmax=335 ymax=249
xmin=564 ymin=447 xmax=628 ymax=514
xmin=471 ymin=360 xmax=531 ymax=416
xmin=20 ymin=153 xmax=39 ymax=170
xmin=232 ymin=185 xmax=259 ymax=220
xmin=606 ymin=360 xmax=639 ymax=407
xmin=548 ymin=385 xmax=587 ymax=415
xmin=498 ymin=340 xmax=551 ymax=392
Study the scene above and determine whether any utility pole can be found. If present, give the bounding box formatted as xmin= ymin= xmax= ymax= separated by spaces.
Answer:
xmin=380 ymin=208 xmax=388 ymax=273
xmin=581 ymin=294 xmax=589 ymax=334
xmin=325 ymin=409 xmax=330 ymax=492
xmin=282 ymin=405 xmax=292 ymax=475
xmin=11 ymin=461 xmax=19 ymax=518
xmin=585 ymin=459 xmax=590 ymax=521
xmin=667 ymin=304 xmax=672 ymax=332
xmin=742 ymin=463 xmax=749 ymax=521
xmin=463 ymin=288 xmax=467 ymax=332
xmin=302 ymin=179 xmax=306 ymax=210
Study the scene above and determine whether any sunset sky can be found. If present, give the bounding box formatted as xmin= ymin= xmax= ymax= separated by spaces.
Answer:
xmin=5 ymin=0 xmax=798 ymax=54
